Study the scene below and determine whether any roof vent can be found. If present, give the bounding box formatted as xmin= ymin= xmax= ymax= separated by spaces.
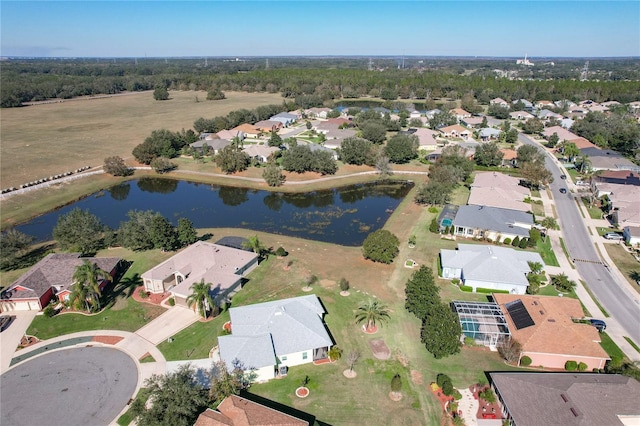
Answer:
xmin=561 ymin=393 xmax=568 ymax=402
xmin=570 ymin=407 xmax=580 ymax=417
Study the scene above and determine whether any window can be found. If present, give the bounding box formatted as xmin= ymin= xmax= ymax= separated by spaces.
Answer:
xmin=302 ymin=352 xmax=307 ymax=360
xmin=281 ymin=356 xmax=287 ymax=361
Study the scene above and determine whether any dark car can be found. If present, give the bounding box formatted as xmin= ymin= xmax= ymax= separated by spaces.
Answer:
xmin=560 ymin=174 xmax=567 ymax=179
xmin=0 ymin=315 xmax=15 ymax=332
xmin=589 ymin=319 xmax=607 ymax=332
xmin=559 ymin=188 xmax=567 ymax=194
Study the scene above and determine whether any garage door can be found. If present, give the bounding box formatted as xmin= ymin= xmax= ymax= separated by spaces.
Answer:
xmin=0 ymin=300 xmax=40 ymax=312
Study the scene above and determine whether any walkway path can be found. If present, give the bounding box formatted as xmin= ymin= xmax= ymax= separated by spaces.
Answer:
xmin=135 ymin=306 xmax=199 ymax=345
xmin=458 ymin=388 xmax=479 ymax=426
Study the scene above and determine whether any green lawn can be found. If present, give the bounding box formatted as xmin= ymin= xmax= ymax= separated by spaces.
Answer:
xmin=530 ymin=189 xmax=541 ymax=198
xmin=581 ymin=197 xmax=603 ymax=220
xmin=603 ymin=244 xmax=640 ymax=296
xmin=450 ymin=185 xmax=470 ymax=206
xmin=117 ymin=388 xmax=150 ymax=426
xmin=600 ymin=332 xmax=628 ymax=365
xmin=538 ymin=284 xmax=578 ymax=299
xmin=157 ymin=312 xmax=230 ymax=361
xmin=531 ymin=201 xmax=545 ymax=218
xmin=536 ymin=238 xmax=559 ymax=267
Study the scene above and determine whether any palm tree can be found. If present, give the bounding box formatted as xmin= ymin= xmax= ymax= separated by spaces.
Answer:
xmin=527 ymin=261 xmax=544 ymax=275
xmin=186 ymin=279 xmax=214 ymax=318
xmin=355 ymin=299 xmax=391 ymax=331
xmin=242 ymin=235 xmax=266 ymax=257
xmin=71 ymin=260 xmax=112 ymax=313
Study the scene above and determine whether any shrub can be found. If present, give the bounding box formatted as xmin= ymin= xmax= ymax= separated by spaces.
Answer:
xmin=442 ymin=380 xmax=454 ymax=396
xmin=565 ymin=360 xmax=578 ymax=371
xmin=362 ymin=229 xmax=400 ymax=264
xmin=479 ymin=388 xmax=496 ymax=403
xmin=43 ymin=304 xmax=57 ymax=318
xmin=391 ymin=374 xmax=402 ymax=392
xmin=339 ymin=278 xmax=350 ymax=291
xmin=275 ymin=246 xmax=287 ymax=257
xmin=518 ymin=237 xmax=529 ymax=249
xmin=578 ymin=362 xmax=588 ymax=372
xmin=328 ymin=346 xmax=343 ymax=361
xmin=459 ymin=285 xmax=473 ymax=292
xmin=451 ymin=278 xmax=460 ymax=285
xmin=436 ymin=373 xmax=452 ymax=388
xmin=167 ymin=297 xmax=175 ymax=307
xmin=503 ymin=238 xmax=512 ymax=245
xmin=512 ymin=236 xmax=520 ymax=247
xmin=452 ymin=389 xmax=462 ymax=400
xmin=138 ymin=289 xmax=149 ymax=299
xmin=520 ymin=355 xmax=532 ymax=366
xmin=428 ymin=207 xmax=439 ymax=213
xmin=429 ymin=218 xmax=439 ymax=233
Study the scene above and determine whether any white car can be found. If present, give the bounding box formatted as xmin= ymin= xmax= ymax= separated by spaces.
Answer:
xmin=603 ymin=233 xmax=623 ymax=240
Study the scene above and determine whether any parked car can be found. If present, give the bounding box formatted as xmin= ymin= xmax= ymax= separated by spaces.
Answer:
xmin=559 ymin=188 xmax=567 ymax=194
xmin=0 ymin=315 xmax=15 ymax=332
xmin=560 ymin=174 xmax=567 ymax=179
xmin=588 ymin=318 xmax=607 ymax=332
xmin=603 ymin=233 xmax=623 ymax=240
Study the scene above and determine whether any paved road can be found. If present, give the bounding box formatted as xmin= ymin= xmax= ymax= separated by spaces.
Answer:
xmin=519 ymin=133 xmax=640 ymax=343
xmin=0 ymin=311 xmax=38 ymax=374
xmin=0 ymin=347 xmax=137 ymax=426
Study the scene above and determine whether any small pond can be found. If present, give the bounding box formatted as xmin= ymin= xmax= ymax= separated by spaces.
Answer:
xmin=17 ymin=178 xmax=413 ymax=246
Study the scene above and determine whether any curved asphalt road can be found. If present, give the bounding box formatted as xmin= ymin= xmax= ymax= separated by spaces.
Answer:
xmin=519 ymin=133 xmax=640 ymax=343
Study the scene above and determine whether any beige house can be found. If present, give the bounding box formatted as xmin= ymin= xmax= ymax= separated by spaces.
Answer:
xmin=439 ymin=124 xmax=471 ymax=140
xmin=468 ymin=171 xmax=531 ymax=212
xmin=493 ymin=294 xmax=609 ymax=371
xmin=141 ymin=241 xmax=258 ymax=308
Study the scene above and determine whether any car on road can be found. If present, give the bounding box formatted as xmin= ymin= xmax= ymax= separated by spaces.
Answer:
xmin=560 ymin=174 xmax=567 ymax=179
xmin=588 ymin=318 xmax=607 ymax=332
xmin=559 ymin=188 xmax=567 ymax=193
xmin=603 ymin=233 xmax=624 ymax=241
xmin=0 ymin=315 xmax=15 ymax=332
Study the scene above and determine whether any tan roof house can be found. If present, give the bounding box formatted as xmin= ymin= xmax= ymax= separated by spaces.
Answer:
xmin=195 ymin=395 xmax=310 ymax=426
xmin=413 ymin=128 xmax=440 ymax=150
xmin=451 ymin=108 xmax=471 ymax=121
xmin=216 ymin=129 xmax=245 ymax=141
xmin=542 ymin=125 xmax=580 ymax=142
xmin=509 ymin=111 xmax=534 ymax=120
xmin=141 ymin=241 xmax=258 ymax=309
xmin=493 ymin=294 xmax=609 ymax=370
xmin=232 ymin=124 xmax=261 ymax=138
xmin=490 ymin=98 xmax=509 ymax=107
xmin=254 ymin=120 xmax=283 ymax=133
xmin=468 ymin=171 xmax=531 ymax=212
xmin=439 ymin=124 xmax=471 ymax=140
xmin=243 ymin=145 xmax=279 ymax=162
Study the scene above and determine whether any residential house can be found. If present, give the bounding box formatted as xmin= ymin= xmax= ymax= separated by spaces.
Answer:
xmin=509 ymin=111 xmax=534 ymax=121
xmin=468 ymin=171 xmax=531 ymax=212
xmin=535 ymin=100 xmax=555 ymax=109
xmin=493 ymin=294 xmax=610 ymax=370
xmin=490 ymin=98 xmax=509 ymax=107
xmin=216 ymin=129 xmax=245 ymax=141
xmin=325 ymin=117 xmax=351 ymax=127
xmin=424 ymin=108 xmax=442 ymax=120
xmin=537 ymin=109 xmax=564 ymax=122
xmin=195 ymin=395 xmax=311 ymax=426
xmin=594 ymin=170 xmax=640 ymax=186
xmin=270 ymin=112 xmax=298 ymax=126
xmin=440 ymin=244 xmax=543 ymax=294
xmin=232 ymin=124 xmax=261 ymax=139
xmin=461 ymin=116 xmax=485 ymax=128
xmin=628 ymin=101 xmax=640 ymax=111
xmin=141 ymin=241 xmax=258 ymax=308
xmin=243 ymin=145 xmax=280 ymax=163
xmin=190 ymin=138 xmax=232 ymax=155
xmin=218 ymin=295 xmax=333 ymax=382
xmin=570 ymin=137 xmax=598 ymax=150
xmin=500 ymin=148 xmax=518 ymax=167
xmin=439 ymin=124 xmax=471 ymax=140
xmin=254 ymin=120 xmax=283 ymax=134
xmin=542 ymin=126 xmax=580 ymax=142
xmin=478 ymin=128 xmax=501 ymax=142
xmin=512 ymin=99 xmax=534 ymax=112
xmin=592 ymin=182 xmax=640 ymax=227
xmin=409 ymin=110 xmax=422 ymax=119
xmin=452 ymin=205 xmax=534 ymax=242
xmin=489 ymin=372 xmax=640 ymax=426
xmin=568 ymin=105 xmax=589 ymax=119
xmin=306 ymin=142 xmax=338 ymax=160
xmin=305 ymin=107 xmax=331 ymax=119
xmin=561 ymin=118 xmax=575 ymax=129
xmin=451 ymin=108 xmax=471 ymax=121
xmin=554 ymin=99 xmax=575 ymax=110
xmin=623 ymin=226 xmax=640 ymax=247
xmin=413 ymin=128 xmax=440 ymax=150
xmin=0 ymin=253 xmax=121 ymax=312
xmin=601 ymin=100 xmax=621 ymax=108
xmin=580 ymin=147 xmax=640 ymax=172
xmin=321 ymin=128 xmax=358 ymax=149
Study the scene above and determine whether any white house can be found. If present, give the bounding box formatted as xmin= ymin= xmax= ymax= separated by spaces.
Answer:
xmin=623 ymin=226 xmax=640 ymax=247
xmin=440 ymin=244 xmax=544 ymax=294
xmin=218 ymin=295 xmax=333 ymax=382
xmin=452 ymin=205 xmax=534 ymax=242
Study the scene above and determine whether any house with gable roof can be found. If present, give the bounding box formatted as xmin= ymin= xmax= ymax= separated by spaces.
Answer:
xmin=440 ymin=244 xmax=543 ymax=294
xmin=195 ymin=395 xmax=311 ymax=426
xmin=141 ymin=241 xmax=258 ymax=308
xmin=490 ymin=98 xmax=509 ymax=107
xmin=452 ymin=205 xmax=534 ymax=243
xmin=439 ymin=124 xmax=471 ymax=140
xmin=218 ymin=295 xmax=333 ymax=382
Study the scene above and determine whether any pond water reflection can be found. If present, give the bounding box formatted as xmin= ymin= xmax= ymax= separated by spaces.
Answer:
xmin=17 ymin=178 xmax=413 ymax=246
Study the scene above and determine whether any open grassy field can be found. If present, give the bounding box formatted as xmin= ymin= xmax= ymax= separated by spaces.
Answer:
xmin=0 ymin=90 xmax=283 ymax=188
xmin=604 ymin=244 xmax=640 ymax=295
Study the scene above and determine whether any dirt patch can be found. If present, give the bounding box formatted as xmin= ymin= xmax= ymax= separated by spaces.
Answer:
xmin=92 ymin=335 xmax=124 ymax=345
xmin=410 ymin=370 xmax=423 ymax=385
xmin=389 ymin=391 xmax=403 ymax=401
xmin=394 ymin=349 xmax=410 ymax=367
xmin=343 ymin=369 xmax=357 ymax=378
xmin=369 ymin=338 xmax=391 ymax=360
xmin=319 ymin=279 xmax=335 ymax=288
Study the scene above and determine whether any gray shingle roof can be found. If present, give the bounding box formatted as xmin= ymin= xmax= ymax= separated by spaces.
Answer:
xmin=454 ymin=205 xmax=533 ymax=237
xmin=218 ymin=334 xmax=276 ymax=370
xmin=490 ymin=372 xmax=640 ymax=426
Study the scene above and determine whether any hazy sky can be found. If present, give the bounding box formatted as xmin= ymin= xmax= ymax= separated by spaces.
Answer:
xmin=2 ymin=1 xmax=639 ymax=58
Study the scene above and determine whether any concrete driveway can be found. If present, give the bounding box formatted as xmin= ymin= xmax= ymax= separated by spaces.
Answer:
xmin=135 ymin=306 xmax=198 ymax=345
xmin=0 ymin=311 xmax=37 ymax=374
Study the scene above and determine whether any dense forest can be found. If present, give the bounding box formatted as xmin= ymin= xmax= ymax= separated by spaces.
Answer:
xmin=2 ymin=57 xmax=640 ymax=107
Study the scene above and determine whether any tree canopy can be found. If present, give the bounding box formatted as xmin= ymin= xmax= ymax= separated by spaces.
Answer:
xmin=420 ymin=302 xmax=462 ymax=359
xmin=53 ymin=208 xmax=105 ymax=255
xmin=362 ymin=229 xmax=400 ymax=264
xmin=405 ymin=266 xmax=441 ymax=320
xmin=385 ymin=134 xmax=419 ymax=164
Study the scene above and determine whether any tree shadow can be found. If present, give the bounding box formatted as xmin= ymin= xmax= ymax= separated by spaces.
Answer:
xmin=1 ymin=244 xmax=56 ymax=271
xmin=630 ymin=271 xmax=640 ymax=284
xmin=100 ymin=262 xmax=141 ymax=307
xmin=199 ymin=233 xmax=214 ymax=241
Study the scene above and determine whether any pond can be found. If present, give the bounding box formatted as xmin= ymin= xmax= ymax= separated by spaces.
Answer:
xmin=17 ymin=178 xmax=413 ymax=246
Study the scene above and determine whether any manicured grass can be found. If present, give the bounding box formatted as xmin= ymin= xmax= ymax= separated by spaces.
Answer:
xmin=537 ymin=284 xmax=578 ymax=299
xmin=0 ymin=90 xmax=283 ymax=189
xmin=603 ymin=244 xmax=640 ymax=296
xmin=624 ymin=336 xmax=640 ymax=354
xmin=599 ymin=333 xmax=628 ymax=364
xmin=530 ymin=189 xmax=541 ymax=198
xmin=581 ymin=197 xmax=603 ymax=220
xmin=27 ymin=298 xmax=165 ymax=340
xmin=531 ymin=201 xmax=545 ymax=218
xmin=559 ymin=237 xmax=574 ymax=268
xmin=117 ymin=388 xmax=150 ymax=426
xmin=536 ymin=238 xmax=559 ymax=267
xmin=580 ymin=279 xmax=610 ymax=318
xmin=139 ymin=354 xmax=156 ymax=363
xmin=157 ymin=313 xmax=229 ymax=361
xmin=450 ymin=185 xmax=470 ymax=206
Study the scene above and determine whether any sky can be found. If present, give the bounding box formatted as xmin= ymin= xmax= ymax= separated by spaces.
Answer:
xmin=1 ymin=1 xmax=639 ymax=58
